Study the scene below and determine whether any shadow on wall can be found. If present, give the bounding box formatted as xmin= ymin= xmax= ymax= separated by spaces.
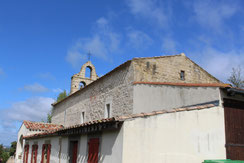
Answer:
xmin=99 ymin=131 xmax=119 ymax=162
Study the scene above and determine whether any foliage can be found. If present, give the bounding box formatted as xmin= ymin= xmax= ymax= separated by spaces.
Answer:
xmin=0 ymin=144 xmax=10 ymax=163
xmin=45 ymin=90 xmax=68 ymax=123
xmin=228 ymin=66 xmax=244 ymax=88
xmin=47 ymin=111 xmax=52 ymax=123
xmin=57 ymin=90 xmax=68 ymax=102
xmin=9 ymin=141 xmax=17 ymax=156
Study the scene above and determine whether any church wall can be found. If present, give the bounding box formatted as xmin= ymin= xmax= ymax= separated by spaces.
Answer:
xmin=133 ymin=84 xmax=220 ymax=114
xmin=122 ymin=106 xmax=226 ymax=163
xmin=24 ymin=129 xmax=124 ymax=163
xmin=52 ymin=62 xmax=134 ymax=126
xmin=133 ymin=54 xmax=220 ymax=84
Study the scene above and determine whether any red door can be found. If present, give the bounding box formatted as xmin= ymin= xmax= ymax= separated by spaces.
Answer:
xmin=224 ymin=99 xmax=244 ymax=160
xmin=88 ymin=138 xmax=99 ymax=163
xmin=72 ymin=142 xmax=78 ymax=163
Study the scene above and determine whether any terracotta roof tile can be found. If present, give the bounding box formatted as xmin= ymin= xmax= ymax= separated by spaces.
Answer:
xmin=23 ymin=121 xmax=63 ymax=131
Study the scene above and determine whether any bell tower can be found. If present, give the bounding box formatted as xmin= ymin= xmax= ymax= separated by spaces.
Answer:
xmin=70 ymin=61 xmax=99 ymax=94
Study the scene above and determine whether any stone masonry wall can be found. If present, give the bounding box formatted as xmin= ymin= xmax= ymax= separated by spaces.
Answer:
xmin=133 ymin=54 xmax=221 ymax=83
xmin=52 ymin=62 xmax=134 ymax=126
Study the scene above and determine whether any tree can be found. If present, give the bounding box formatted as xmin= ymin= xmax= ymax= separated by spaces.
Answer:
xmin=0 ymin=144 xmax=10 ymax=163
xmin=228 ymin=66 xmax=244 ymax=88
xmin=45 ymin=90 xmax=68 ymax=123
xmin=57 ymin=90 xmax=68 ymax=102
xmin=9 ymin=141 xmax=17 ymax=156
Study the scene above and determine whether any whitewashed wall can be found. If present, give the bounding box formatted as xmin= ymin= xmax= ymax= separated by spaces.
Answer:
xmin=16 ymin=124 xmax=44 ymax=163
xmin=122 ymin=106 xmax=226 ymax=163
xmin=23 ymin=129 xmax=123 ymax=163
xmin=133 ymin=84 xmax=220 ymax=114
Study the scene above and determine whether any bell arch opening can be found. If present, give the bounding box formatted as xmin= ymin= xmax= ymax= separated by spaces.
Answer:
xmin=85 ymin=66 xmax=92 ymax=79
xmin=79 ymin=81 xmax=86 ymax=89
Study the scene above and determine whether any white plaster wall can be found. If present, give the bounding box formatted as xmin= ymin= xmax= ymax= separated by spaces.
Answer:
xmin=24 ymin=136 xmax=66 ymax=163
xmin=133 ymin=85 xmax=220 ymax=114
xmin=100 ymin=130 xmax=123 ymax=163
xmin=77 ymin=135 xmax=88 ymax=163
xmin=16 ymin=124 xmax=49 ymax=163
xmin=16 ymin=124 xmax=27 ymax=163
xmin=122 ymin=106 xmax=226 ymax=163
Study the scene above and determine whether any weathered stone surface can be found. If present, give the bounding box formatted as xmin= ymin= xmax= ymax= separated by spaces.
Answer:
xmin=52 ymin=54 xmax=222 ymax=127
xmin=52 ymin=61 xmax=134 ymax=126
xmin=70 ymin=61 xmax=99 ymax=94
xmin=132 ymin=54 xmax=221 ymax=83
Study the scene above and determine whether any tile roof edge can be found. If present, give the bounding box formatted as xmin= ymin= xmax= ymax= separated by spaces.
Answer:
xmin=116 ymin=103 xmax=217 ymax=121
xmin=24 ymin=103 xmax=218 ymax=139
xmin=133 ymin=82 xmax=231 ymax=88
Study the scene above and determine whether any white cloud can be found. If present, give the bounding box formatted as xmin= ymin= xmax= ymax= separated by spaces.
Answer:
xmin=52 ymin=88 xmax=63 ymax=93
xmin=127 ymin=29 xmax=153 ymax=50
xmin=197 ymin=47 xmax=244 ymax=82
xmin=193 ymin=0 xmax=239 ymax=31
xmin=0 ymin=97 xmax=54 ymax=125
xmin=0 ymin=97 xmax=54 ymax=145
xmin=20 ymin=83 xmax=49 ymax=93
xmin=161 ymin=37 xmax=178 ymax=54
xmin=66 ymin=17 xmax=121 ymax=68
xmin=126 ymin=0 xmax=169 ymax=28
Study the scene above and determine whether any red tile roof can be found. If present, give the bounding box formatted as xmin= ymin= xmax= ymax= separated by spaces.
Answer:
xmin=23 ymin=121 xmax=63 ymax=131
xmin=133 ymin=82 xmax=231 ymax=88
xmin=23 ymin=103 xmax=217 ymax=139
xmin=23 ymin=118 xmax=117 ymax=139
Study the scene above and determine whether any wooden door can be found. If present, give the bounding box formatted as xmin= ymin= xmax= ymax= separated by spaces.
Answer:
xmin=72 ymin=141 xmax=78 ymax=163
xmin=224 ymin=99 xmax=244 ymax=160
xmin=88 ymin=138 xmax=99 ymax=163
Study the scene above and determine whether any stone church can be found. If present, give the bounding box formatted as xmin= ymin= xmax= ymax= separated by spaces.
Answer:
xmin=16 ymin=53 xmax=244 ymax=163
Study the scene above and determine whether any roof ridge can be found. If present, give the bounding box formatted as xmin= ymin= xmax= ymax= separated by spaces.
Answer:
xmin=132 ymin=53 xmax=183 ymax=60
xmin=23 ymin=120 xmax=62 ymax=126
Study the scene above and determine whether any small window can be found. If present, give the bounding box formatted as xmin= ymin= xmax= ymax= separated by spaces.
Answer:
xmin=180 ymin=70 xmax=185 ymax=80
xmin=146 ymin=62 xmax=150 ymax=69
xmin=81 ymin=112 xmax=85 ymax=123
xmin=153 ymin=64 xmax=156 ymax=74
xmin=64 ymin=110 xmax=66 ymax=123
xmin=105 ymin=104 xmax=111 ymax=118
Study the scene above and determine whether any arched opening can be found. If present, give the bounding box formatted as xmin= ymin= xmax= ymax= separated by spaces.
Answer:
xmin=79 ymin=81 xmax=86 ymax=89
xmin=85 ymin=66 xmax=92 ymax=79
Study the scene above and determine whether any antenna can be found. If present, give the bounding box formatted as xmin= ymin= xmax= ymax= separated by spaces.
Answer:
xmin=87 ymin=51 xmax=91 ymax=61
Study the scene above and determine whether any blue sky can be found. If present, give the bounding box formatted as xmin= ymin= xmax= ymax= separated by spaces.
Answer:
xmin=0 ymin=0 xmax=244 ymax=145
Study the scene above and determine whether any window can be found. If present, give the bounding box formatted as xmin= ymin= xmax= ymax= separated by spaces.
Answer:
xmin=80 ymin=111 xmax=85 ymax=123
xmin=180 ymin=70 xmax=185 ymax=80
xmin=31 ymin=144 xmax=38 ymax=163
xmin=105 ymin=103 xmax=111 ymax=118
xmin=146 ymin=62 xmax=150 ymax=69
xmin=23 ymin=144 xmax=29 ymax=163
xmin=41 ymin=144 xmax=51 ymax=163
xmin=64 ymin=110 xmax=66 ymax=124
xmin=153 ymin=64 xmax=156 ymax=74
xmin=88 ymin=138 xmax=99 ymax=163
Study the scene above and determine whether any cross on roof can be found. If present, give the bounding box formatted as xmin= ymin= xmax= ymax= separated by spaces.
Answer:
xmin=87 ymin=51 xmax=92 ymax=61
